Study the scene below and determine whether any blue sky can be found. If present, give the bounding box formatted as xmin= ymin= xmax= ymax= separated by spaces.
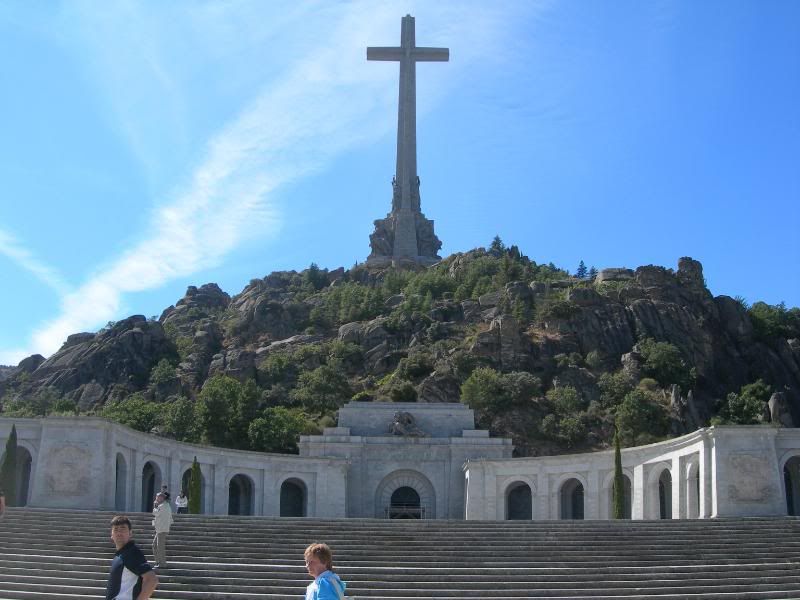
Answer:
xmin=1 ymin=0 xmax=798 ymax=365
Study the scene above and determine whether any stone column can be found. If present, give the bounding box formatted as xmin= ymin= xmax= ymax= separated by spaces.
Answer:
xmin=631 ymin=464 xmax=645 ymax=519
xmin=671 ymin=455 xmax=682 ymax=519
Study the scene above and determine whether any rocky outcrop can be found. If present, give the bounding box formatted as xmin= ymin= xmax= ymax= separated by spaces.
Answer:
xmin=14 ymin=316 xmax=173 ymax=407
xmin=470 ymin=315 xmax=533 ymax=371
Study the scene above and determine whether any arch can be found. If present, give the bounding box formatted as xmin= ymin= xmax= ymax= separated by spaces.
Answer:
xmin=685 ymin=461 xmax=700 ymax=519
xmin=141 ymin=461 xmax=162 ymax=512
xmin=506 ymin=481 xmax=532 ymax=520
xmin=181 ymin=467 xmax=206 ymax=514
xmin=389 ymin=486 xmax=421 ymax=519
xmin=783 ymin=455 xmax=800 ymax=516
xmin=228 ymin=474 xmax=254 ymax=516
xmin=115 ymin=453 xmax=127 ymax=511
xmin=280 ymin=478 xmax=307 ymax=517
xmin=658 ymin=469 xmax=673 ymax=519
xmin=375 ymin=470 xmax=436 ymax=519
xmin=560 ymin=478 xmax=584 ymax=520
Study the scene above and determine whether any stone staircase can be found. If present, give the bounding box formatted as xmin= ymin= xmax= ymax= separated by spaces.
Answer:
xmin=1 ymin=508 xmax=800 ymax=599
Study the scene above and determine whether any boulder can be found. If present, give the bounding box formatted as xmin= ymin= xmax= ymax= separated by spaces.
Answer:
xmin=595 ymin=268 xmax=634 ymax=284
xmin=505 ymin=281 xmax=532 ymax=302
xmin=769 ymin=392 xmax=794 ymax=427
xmin=470 ymin=315 xmax=532 ymax=371
xmin=634 ymin=265 xmax=675 ymax=289
xmin=17 ymin=354 xmax=45 ymax=373
xmin=417 ymin=371 xmax=461 ymax=403
xmin=566 ymin=287 xmax=602 ymax=307
xmin=714 ymin=296 xmax=753 ymax=341
xmin=478 ymin=291 xmax=503 ymax=308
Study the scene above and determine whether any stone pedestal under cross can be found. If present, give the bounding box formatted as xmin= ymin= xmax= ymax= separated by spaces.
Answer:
xmin=366 ymin=14 xmax=447 ymax=267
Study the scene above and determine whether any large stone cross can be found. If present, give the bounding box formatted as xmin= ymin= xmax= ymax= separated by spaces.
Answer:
xmin=368 ymin=15 xmax=449 ymax=215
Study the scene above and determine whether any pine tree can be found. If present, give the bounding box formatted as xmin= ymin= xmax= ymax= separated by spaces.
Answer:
xmin=575 ymin=260 xmax=588 ymax=279
xmin=188 ymin=456 xmax=202 ymax=514
xmin=0 ymin=425 xmax=18 ymax=506
xmin=588 ymin=266 xmax=598 ymax=280
xmin=612 ymin=427 xmax=625 ymax=519
xmin=489 ymin=235 xmax=505 ymax=255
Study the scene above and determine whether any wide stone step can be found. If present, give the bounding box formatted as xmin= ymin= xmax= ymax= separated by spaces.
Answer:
xmin=2 ymin=510 xmax=800 ymax=600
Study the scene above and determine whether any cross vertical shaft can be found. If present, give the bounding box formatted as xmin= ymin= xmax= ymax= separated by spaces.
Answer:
xmin=368 ymin=15 xmax=449 ymax=214
xmin=366 ymin=15 xmax=447 ymax=266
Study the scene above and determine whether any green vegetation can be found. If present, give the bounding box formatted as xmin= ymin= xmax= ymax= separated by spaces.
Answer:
xmin=188 ymin=457 xmax=201 ymax=514
xmin=248 ymin=407 xmax=315 ymax=453
xmin=461 ymin=367 xmax=541 ymax=413
xmin=0 ymin=424 xmax=18 ymax=505
xmin=748 ymin=302 xmax=800 ymax=341
xmin=615 ymin=388 xmax=669 ymax=445
xmin=612 ymin=427 xmax=624 ymax=519
xmin=637 ymin=338 xmax=693 ymax=390
xmin=712 ymin=379 xmax=772 ymax=425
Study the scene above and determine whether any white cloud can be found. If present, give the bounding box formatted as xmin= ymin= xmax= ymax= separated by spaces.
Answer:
xmin=0 ymin=228 xmax=71 ymax=296
xmin=4 ymin=1 xmax=532 ymax=362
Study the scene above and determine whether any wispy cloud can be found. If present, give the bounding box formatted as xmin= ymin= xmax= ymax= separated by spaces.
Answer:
xmin=0 ymin=228 xmax=71 ymax=295
xmin=2 ymin=1 xmax=531 ymax=364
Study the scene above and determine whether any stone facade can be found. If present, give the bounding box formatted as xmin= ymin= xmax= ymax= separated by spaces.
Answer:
xmin=1 ymin=406 xmax=799 ymax=520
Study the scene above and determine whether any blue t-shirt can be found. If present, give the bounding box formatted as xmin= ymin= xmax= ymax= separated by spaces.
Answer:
xmin=305 ymin=570 xmax=347 ymax=600
xmin=106 ymin=540 xmax=153 ymax=600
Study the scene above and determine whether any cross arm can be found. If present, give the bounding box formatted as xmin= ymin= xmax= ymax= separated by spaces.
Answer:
xmin=367 ymin=47 xmax=404 ymax=61
xmin=412 ymin=47 xmax=449 ymax=62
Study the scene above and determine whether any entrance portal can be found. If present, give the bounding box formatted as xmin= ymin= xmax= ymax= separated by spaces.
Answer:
xmin=228 ymin=474 xmax=254 ymax=515
xmin=560 ymin=478 xmax=584 ymax=520
xmin=280 ymin=479 xmax=306 ymax=517
xmin=506 ymin=482 xmax=532 ymax=520
xmin=389 ymin=486 xmax=422 ymax=519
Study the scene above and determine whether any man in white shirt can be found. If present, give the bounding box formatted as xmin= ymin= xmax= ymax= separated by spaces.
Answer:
xmin=151 ymin=492 xmax=174 ymax=569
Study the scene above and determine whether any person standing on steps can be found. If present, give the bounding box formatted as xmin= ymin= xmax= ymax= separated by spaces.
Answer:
xmin=175 ymin=489 xmax=189 ymax=514
xmin=107 ymin=515 xmax=158 ymax=600
xmin=304 ymin=543 xmax=348 ymax=600
xmin=0 ymin=488 xmax=6 ymax=519
xmin=151 ymin=491 xmax=174 ymax=568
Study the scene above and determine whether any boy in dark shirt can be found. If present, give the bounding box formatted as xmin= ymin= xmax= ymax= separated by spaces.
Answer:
xmin=107 ymin=515 xmax=158 ymax=600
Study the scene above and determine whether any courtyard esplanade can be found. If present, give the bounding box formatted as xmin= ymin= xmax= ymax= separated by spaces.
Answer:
xmin=1 ymin=404 xmax=799 ymax=521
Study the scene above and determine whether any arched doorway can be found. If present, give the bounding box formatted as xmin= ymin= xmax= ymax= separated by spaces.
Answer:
xmin=560 ymin=478 xmax=584 ymax=520
xmin=784 ymin=456 xmax=800 ymax=516
xmin=608 ymin=475 xmax=632 ymax=519
xmin=141 ymin=462 xmax=162 ymax=512
xmin=389 ymin=486 xmax=421 ymax=519
xmin=375 ymin=470 xmax=436 ymax=519
xmin=506 ymin=482 xmax=532 ymax=520
xmin=115 ymin=454 xmax=127 ymax=511
xmin=280 ymin=479 xmax=307 ymax=517
xmin=228 ymin=474 xmax=254 ymax=515
xmin=181 ymin=467 xmax=206 ymax=513
xmin=658 ymin=469 xmax=672 ymax=519
xmin=15 ymin=447 xmax=32 ymax=507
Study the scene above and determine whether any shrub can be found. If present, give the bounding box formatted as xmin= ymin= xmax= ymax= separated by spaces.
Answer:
xmin=637 ymin=338 xmax=691 ymax=389
xmin=615 ymin=388 xmax=669 ymax=445
xmin=749 ymin=302 xmax=800 ymax=340
xmin=598 ymin=371 xmax=634 ymax=408
xmin=248 ymin=407 xmax=313 ymax=454
xmin=289 ymin=365 xmax=352 ymax=413
xmin=149 ymin=358 xmax=176 ymax=386
xmin=715 ymin=379 xmax=771 ymax=425
xmin=102 ymin=393 xmax=162 ymax=433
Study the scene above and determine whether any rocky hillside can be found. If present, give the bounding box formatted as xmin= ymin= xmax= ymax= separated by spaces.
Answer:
xmin=1 ymin=245 xmax=798 ymax=456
